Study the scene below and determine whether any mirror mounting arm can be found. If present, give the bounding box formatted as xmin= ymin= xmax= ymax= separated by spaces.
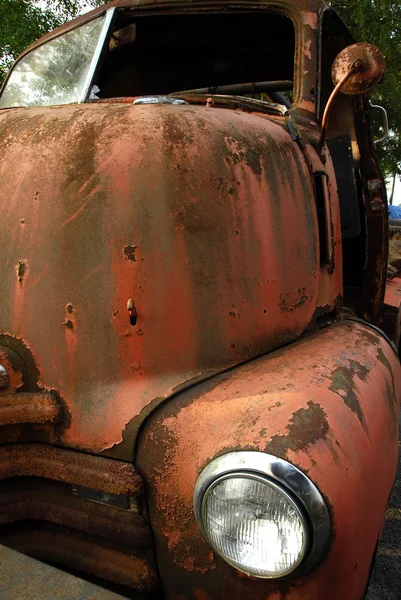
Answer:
xmin=318 ymin=59 xmax=363 ymax=155
xmin=318 ymin=43 xmax=385 ymax=157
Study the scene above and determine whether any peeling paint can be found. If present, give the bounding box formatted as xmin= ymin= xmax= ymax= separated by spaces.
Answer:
xmin=266 ymin=401 xmax=329 ymax=458
xmin=279 ymin=288 xmax=309 ymax=312
xmin=138 ymin=321 xmax=401 ymax=599
xmin=329 ymin=364 xmax=369 ymax=434
xmin=303 ymin=11 xmax=318 ymax=30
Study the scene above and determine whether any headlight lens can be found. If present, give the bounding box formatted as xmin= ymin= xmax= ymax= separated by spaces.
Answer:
xmin=202 ymin=473 xmax=307 ymax=578
xmin=194 ymin=452 xmax=332 ymax=579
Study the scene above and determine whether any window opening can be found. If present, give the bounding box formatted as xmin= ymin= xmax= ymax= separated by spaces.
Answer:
xmin=95 ymin=12 xmax=295 ymax=103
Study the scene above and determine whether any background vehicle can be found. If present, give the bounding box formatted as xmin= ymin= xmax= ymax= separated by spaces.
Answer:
xmin=0 ymin=1 xmax=400 ymax=598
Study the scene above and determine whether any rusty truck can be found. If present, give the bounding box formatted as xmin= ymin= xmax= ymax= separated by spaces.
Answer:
xmin=0 ymin=1 xmax=400 ymax=599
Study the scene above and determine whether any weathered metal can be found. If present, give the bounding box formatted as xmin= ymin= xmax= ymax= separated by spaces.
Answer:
xmin=0 ymin=544 xmax=130 ymax=600
xmin=0 ymin=102 xmax=329 ymax=457
xmin=0 ymin=392 xmax=61 ymax=425
xmin=0 ymin=480 xmax=151 ymax=545
xmin=0 ymin=444 xmax=141 ymax=495
xmin=0 ymin=0 xmax=398 ymax=598
xmin=3 ymin=527 xmax=159 ymax=593
xmin=331 ymin=43 xmax=386 ymax=96
xmin=137 ymin=320 xmax=401 ymax=599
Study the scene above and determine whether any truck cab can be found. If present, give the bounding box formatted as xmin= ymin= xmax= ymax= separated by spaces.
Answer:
xmin=0 ymin=1 xmax=399 ymax=599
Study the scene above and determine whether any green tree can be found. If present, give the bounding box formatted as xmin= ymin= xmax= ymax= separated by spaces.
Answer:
xmin=0 ymin=1 xmax=102 ymax=84
xmin=330 ymin=0 xmax=401 ymax=185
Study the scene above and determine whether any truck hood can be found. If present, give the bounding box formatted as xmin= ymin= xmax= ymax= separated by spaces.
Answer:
xmin=0 ymin=102 xmax=318 ymax=458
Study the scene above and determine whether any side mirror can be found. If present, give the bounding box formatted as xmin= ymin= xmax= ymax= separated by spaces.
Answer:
xmin=319 ymin=43 xmax=386 ymax=152
xmin=331 ymin=43 xmax=385 ymax=96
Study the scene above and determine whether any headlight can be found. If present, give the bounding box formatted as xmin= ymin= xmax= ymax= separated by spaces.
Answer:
xmin=194 ymin=452 xmax=331 ymax=579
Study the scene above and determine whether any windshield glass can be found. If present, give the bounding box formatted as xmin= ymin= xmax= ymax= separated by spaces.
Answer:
xmin=0 ymin=15 xmax=106 ymax=108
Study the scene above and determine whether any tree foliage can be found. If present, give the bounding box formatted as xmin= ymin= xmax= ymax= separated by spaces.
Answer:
xmin=330 ymin=0 xmax=401 ymax=178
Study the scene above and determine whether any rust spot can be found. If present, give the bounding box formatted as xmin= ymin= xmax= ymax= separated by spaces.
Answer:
xmin=329 ymin=363 xmax=368 ymax=433
xmin=16 ymin=261 xmax=27 ymax=284
xmin=267 ymin=401 xmax=283 ymax=411
xmin=377 ymin=348 xmax=395 ymax=391
xmin=385 ymin=381 xmax=397 ymax=437
xmin=279 ymin=287 xmax=308 ymax=312
xmin=357 ymin=329 xmax=381 ymax=347
xmin=66 ymin=303 xmax=74 ymax=314
xmin=266 ymin=401 xmax=329 ymax=459
xmin=62 ymin=320 xmax=74 ymax=330
xmin=124 ymin=245 xmax=137 ymax=261
xmin=245 ymin=149 xmax=262 ymax=175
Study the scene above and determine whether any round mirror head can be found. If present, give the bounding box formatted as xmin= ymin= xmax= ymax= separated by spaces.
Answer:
xmin=332 ymin=43 xmax=385 ymax=96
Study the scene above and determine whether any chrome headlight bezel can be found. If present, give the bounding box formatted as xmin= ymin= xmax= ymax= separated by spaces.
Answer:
xmin=193 ymin=451 xmax=332 ymax=579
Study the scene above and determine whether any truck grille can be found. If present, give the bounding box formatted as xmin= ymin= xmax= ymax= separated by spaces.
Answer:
xmin=0 ymin=444 xmax=159 ymax=598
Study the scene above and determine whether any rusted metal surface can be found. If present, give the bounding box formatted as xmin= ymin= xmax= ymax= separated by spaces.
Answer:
xmin=331 ymin=43 xmax=385 ymax=96
xmin=0 ymin=392 xmax=61 ymax=425
xmin=0 ymin=544 xmax=130 ymax=600
xmin=0 ymin=479 xmax=151 ymax=545
xmin=0 ymin=451 xmax=158 ymax=594
xmin=137 ymin=320 xmax=401 ymax=599
xmin=0 ymin=444 xmax=141 ymax=495
xmin=3 ymin=526 xmax=158 ymax=592
xmin=0 ymin=102 xmax=330 ymax=458
xmin=0 ymin=2 xmax=396 ymax=598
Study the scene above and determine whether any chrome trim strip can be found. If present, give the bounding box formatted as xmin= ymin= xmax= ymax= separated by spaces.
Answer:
xmin=193 ymin=451 xmax=332 ymax=579
xmin=80 ymin=8 xmax=116 ymax=103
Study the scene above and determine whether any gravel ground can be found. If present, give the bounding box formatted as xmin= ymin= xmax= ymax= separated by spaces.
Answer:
xmin=366 ymin=419 xmax=401 ymax=600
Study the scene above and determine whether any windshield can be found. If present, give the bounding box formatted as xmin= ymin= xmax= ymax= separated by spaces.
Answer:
xmin=0 ymin=15 xmax=107 ymax=108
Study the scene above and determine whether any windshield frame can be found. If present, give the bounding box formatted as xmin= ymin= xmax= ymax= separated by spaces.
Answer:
xmin=0 ymin=8 xmax=116 ymax=108
xmin=0 ymin=3 xmax=307 ymax=112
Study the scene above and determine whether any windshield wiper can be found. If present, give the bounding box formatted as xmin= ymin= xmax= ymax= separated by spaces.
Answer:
xmin=168 ymin=81 xmax=292 ymax=113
